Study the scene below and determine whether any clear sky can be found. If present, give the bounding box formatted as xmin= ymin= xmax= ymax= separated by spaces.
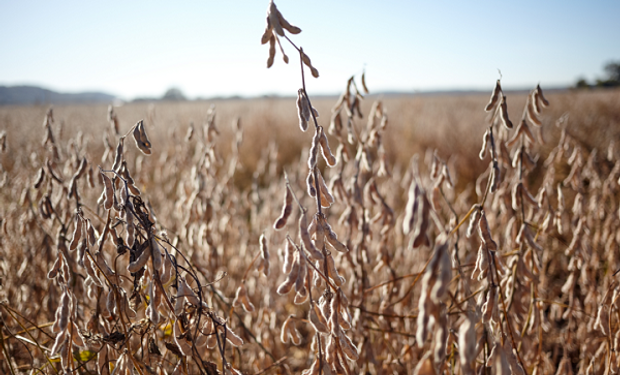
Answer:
xmin=1 ymin=0 xmax=618 ymax=100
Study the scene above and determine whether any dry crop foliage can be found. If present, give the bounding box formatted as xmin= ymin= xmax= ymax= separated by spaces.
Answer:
xmin=1 ymin=1 xmax=620 ymax=374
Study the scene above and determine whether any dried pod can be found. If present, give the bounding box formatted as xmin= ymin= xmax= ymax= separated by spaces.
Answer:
xmin=499 ymin=96 xmax=513 ymax=129
xmin=274 ymin=186 xmax=293 ymax=230
xmin=127 ymin=246 xmax=151 ymax=273
xmin=0 ymin=131 xmax=6 ymax=153
xmin=318 ymin=170 xmax=334 ymax=208
xmin=478 ymin=211 xmax=497 ymax=251
xmin=466 ymin=205 xmax=481 ymax=238
xmin=536 ymin=84 xmax=549 ymax=107
xmin=479 ymin=129 xmax=490 ymax=160
xmin=101 ymin=172 xmax=114 ymax=210
xmin=48 ymin=253 xmax=64 ymax=279
xmin=151 ymin=237 xmax=164 ymax=274
xmin=112 ymin=137 xmax=124 ymax=172
xmin=178 ymin=277 xmax=200 ymax=306
xmin=403 ymin=181 xmax=420 ymax=235
xmin=259 ymin=233 xmax=270 ymax=276
xmin=132 ymin=120 xmax=152 ymax=155
xmin=313 ymin=215 xmax=325 ymax=251
xmin=308 ymin=127 xmax=321 ymax=169
xmin=319 ymin=129 xmax=337 ymax=167
xmin=74 ymin=157 xmax=88 ymax=180
xmin=337 ymin=330 xmax=359 ymax=360
xmin=361 ymin=71 xmax=369 ymax=94
xmin=326 ymin=254 xmax=345 ymax=286
xmin=306 ymin=170 xmax=316 ymax=197
xmin=300 ymin=50 xmax=319 ymax=78
xmin=233 ymin=283 xmax=255 ymax=312
xmin=281 ymin=315 xmax=302 ymax=345
xmin=485 ymin=80 xmax=501 ymax=112
xmin=490 ymin=161 xmax=501 ymax=193
xmin=459 ymin=315 xmax=476 ymax=374
xmin=160 ymin=254 xmax=173 ymax=285
xmin=69 ymin=216 xmax=83 ymax=251
xmin=481 ymin=287 xmax=496 ymax=323
xmin=296 ymin=90 xmax=309 ymax=132
xmin=294 ymin=255 xmax=308 ymax=295
xmin=224 ymin=325 xmax=244 ymax=347
xmin=277 ymin=252 xmax=300 ymax=295
xmin=33 ymin=167 xmax=46 ymax=189
xmin=310 ymin=304 xmax=329 ymax=333
xmin=172 ymin=319 xmax=192 ymax=356
xmin=527 ymin=97 xmax=542 ymax=126
xmin=412 ymin=191 xmax=431 ymax=249
xmin=300 ymin=212 xmax=324 ymax=260
xmin=276 ymin=9 xmax=301 ymax=35
xmin=518 ymin=224 xmax=543 ymax=252
xmin=86 ymin=165 xmax=95 ymax=188
xmin=282 ymin=239 xmax=295 ymax=274
xmin=267 ymin=35 xmax=276 ymax=68
xmin=321 ymin=217 xmax=348 ymax=252
xmin=329 ymin=110 xmax=343 ymax=136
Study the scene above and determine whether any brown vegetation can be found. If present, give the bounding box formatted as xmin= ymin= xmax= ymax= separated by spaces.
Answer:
xmin=1 ymin=1 xmax=620 ymax=374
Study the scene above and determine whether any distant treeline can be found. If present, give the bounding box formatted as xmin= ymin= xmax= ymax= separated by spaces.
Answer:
xmin=575 ymin=61 xmax=620 ymax=89
xmin=0 ymin=85 xmax=116 ymax=106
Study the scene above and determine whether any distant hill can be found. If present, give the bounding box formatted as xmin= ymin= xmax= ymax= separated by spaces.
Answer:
xmin=0 ymin=85 xmax=116 ymax=106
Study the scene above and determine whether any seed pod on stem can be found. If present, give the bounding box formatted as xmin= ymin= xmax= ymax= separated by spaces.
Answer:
xmin=69 ymin=216 xmax=83 ymax=251
xmin=485 ymin=80 xmax=502 ymax=112
xmin=295 ymin=254 xmax=308 ymax=295
xmin=313 ymin=215 xmax=325 ymax=252
xmin=403 ymin=181 xmax=420 ymax=235
xmin=326 ymin=253 xmax=345 ymax=286
xmin=499 ymin=96 xmax=513 ymax=129
xmin=306 ymin=171 xmax=316 ymax=197
xmin=301 ymin=49 xmax=319 ymax=78
xmin=273 ymin=185 xmax=293 ymax=230
xmin=308 ymin=127 xmax=321 ymax=169
xmin=151 ymin=237 xmax=164 ymax=274
xmin=296 ymin=90 xmax=309 ymax=132
xmin=309 ymin=304 xmax=329 ymax=333
xmin=259 ymin=233 xmax=270 ymax=276
xmin=34 ymin=167 xmax=46 ymax=189
xmin=178 ymin=276 xmax=200 ymax=307
xmin=281 ymin=315 xmax=302 ymax=345
xmin=337 ymin=329 xmax=359 ymax=361
xmin=319 ymin=129 xmax=337 ymax=167
xmin=481 ymin=286 xmax=496 ymax=323
xmin=282 ymin=238 xmax=295 ymax=274
xmin=112 ymin=137 xmax=124 ymax=172
xmin=233 ymin=283 xmax=255 ymax=312
xmin=321 ymin=216 xmax=348 ymax=252
xmin=318 ymin=170 xmax=334 ymax=208
xmin=300 ymin=212 xmax=324 ymax=260
xmin=459 ymin=314 xmax=476 ymax=375
xmin=478 ymin=210 xmax=497 ymax=251
xmin=267 ymin=35 xmax=276 ymax=68
xmin=479 ymin=129 xmax=490 ymax=160
xmin=536 ymin=84 xmax=549 ymax=107
xmin=127 ymin=246 xmax=151 ymax=273
xmin=132 ymin=120 xmax=152 ymax=155
xmin=527 ymin=97 xmax=542 ymax=126
xmin=101 ymin=172 xmax=114 ymax=210
xmin=466 ymin=205 xmax=481 ymax=238
xmin=490 ymin=161 xmax=501 ymax=193
xmin=277 ymin=252 xmax=300 ymax=295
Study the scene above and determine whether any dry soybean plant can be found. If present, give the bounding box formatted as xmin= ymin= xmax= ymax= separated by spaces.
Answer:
xmin=2 ymin=1 xmax=620 ymax=374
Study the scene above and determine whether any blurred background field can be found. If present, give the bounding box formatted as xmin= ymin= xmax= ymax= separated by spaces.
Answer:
xmin=2 ymin=87 xmax=619 ymax=190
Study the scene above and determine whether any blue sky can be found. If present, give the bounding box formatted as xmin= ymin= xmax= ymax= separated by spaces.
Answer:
xmin=0 ymin=0 xmax=618 ymax=100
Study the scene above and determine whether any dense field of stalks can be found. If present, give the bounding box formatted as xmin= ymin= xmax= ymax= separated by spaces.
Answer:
xmin=3 ymin=3 xmax=620 ymax=375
